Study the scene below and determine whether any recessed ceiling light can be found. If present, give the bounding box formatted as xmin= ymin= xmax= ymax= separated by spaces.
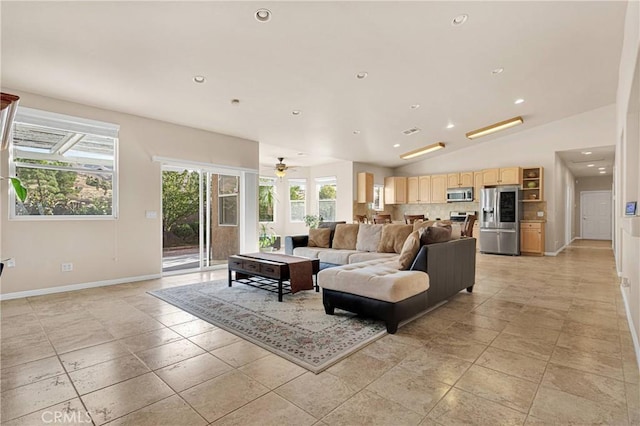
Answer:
xmin=492 ymin=68 xmax=504 ymax=75
xmin=598 ymin=167 xmax=605 ymax=170
xmin=446 ymin=123 xmax=455 ymax=129
xmin=230 ymin=99 xmax=240 ymax=105
xmin=393 ymin=144 xmax=400 ymax=148
xmin=356 ymin=72 xmax=368 ymax=79
xmin=410 ymin=104 xmax=420 ymax=109
xmin=452 ymin=14 xmax=468 ymax=26
xmin=297 ymin=152 xmax=307 ymax=156
xmin=353 ymin=130 xmax=361 ymax=135
xmin=292 ymin=110 xmax=302 ymax=116
xmin=514 ymin=98 xmax=525 ymax=105
xmin=599 ymin=171 xmax=606 ymax=174
xmin=587 ymin=164 xmax=595 ymax=167
xmin=255 ymin=8 xmax=272 ymax=22
xmin=193 ymin=75 xmax=206 ymax=84
xmin=582 ymin=151 xmax=592 ymax=155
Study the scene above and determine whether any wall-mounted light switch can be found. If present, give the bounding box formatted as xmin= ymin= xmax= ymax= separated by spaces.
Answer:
xmin=145 ymin=210 xmax=158 ymax=219
xmin=537 ymin=211 xmax=544 ymax=217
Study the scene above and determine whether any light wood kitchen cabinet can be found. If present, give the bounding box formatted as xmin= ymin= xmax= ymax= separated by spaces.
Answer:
xmin=384 ymin=176 xmax=407 ymax=204
xmin=482 ymin=167 xmax=522 ymax=186
xmin=521 ymin=222 xmax=545 ymax=256
xmin=447 ymin=172 xmax=474 ymax=188
xmin=522 ymin=167 xmax=544 ymax=201
xmin=357 ymin=172 xmax=373 ymax=203
xmin=407 ymin=176 xmax=431 ymax=204
xmin=431 ymin=174 xmax=448 ymax=203
xmin=474 ymin=171 xmax=483 ymax=201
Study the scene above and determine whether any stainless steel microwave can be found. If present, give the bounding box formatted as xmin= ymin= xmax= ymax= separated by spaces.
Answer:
xmin=446 ymin=187 xmax=473 ymax=202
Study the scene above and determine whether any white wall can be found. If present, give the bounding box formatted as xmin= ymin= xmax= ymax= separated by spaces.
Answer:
xmin=554 ymin=155 xmax=576 ymax=250
xmin=615 ymin=0 xmax=640 ymax=367
xmin=394 ymin=104 xmax=617 ymax=253
xmin=0 ymin=90 xmax=259 ymax=296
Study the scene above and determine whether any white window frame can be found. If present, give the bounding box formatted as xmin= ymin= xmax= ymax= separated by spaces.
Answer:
xmin=316 ymin=176 xmax=337 ymax=222
xmin=288 ymin=178 xmax=306 ymax=223
xmin=258 ymin=176 xmax=276 ymax=223
xmin=218 ymin=175 xmax=239 ymax=227
xmin=9 ymin=107 xmax=119 ymax=220
xmin=373 ymin=184 xmax=384 ymax=210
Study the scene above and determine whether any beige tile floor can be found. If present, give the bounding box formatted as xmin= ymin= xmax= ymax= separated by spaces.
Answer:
xmin=1 ymin=240 xmax=639 ymax=425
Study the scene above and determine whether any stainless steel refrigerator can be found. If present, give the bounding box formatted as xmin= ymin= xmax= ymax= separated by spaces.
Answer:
xmin=479 ymin=186 xmax=522 ymax=255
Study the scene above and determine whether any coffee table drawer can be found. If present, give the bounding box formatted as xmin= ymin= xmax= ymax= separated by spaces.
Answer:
xmin=260 ymin=263 xmax=282 ymax=279
xmin=228 ymin=258 xmax=244 ymax=270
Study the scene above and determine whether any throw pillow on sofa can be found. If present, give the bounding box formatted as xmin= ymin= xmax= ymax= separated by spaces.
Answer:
xmin=332 ymin=224 xmax=359 ymax=250
xmin=421 ymin=226 xmax=452 ymax=245
xmin=413 ymin=220 xmax=436 ymax=232
xmin=355 ymin=223 xmax=383 ymax=252
xmin=308 ymin=228 xmax=332 ymax=248
xmin=398 ymin=230 xmax=421 ymax=269
xmin=434 ymin=222 xmax=461 ymax=240
xmin=378 ymin=224 xmax=413 ymax=254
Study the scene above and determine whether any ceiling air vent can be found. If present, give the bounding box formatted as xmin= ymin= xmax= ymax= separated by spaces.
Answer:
xmin=402 ymin=127 xmax=421 ymax=136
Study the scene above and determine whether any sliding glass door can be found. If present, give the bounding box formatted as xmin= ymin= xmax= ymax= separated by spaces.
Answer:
xmin=162 ymin=165 xmax=240 ymax=273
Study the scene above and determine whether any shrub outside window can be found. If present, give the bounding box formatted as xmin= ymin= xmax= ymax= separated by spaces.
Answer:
xmin=259 ymin=177 xmax=276 ymax=222
xmin=11 ymin=107 xmax=118 ymax=218
xmin=316 ymin=177 xmax=337 ymax=222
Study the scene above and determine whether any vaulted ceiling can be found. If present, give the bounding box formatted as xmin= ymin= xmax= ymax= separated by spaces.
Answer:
xmin=1 ymin=1 xmax=627 ymax=169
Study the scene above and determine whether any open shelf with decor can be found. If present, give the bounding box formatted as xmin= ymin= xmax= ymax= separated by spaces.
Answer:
xmin=521 ymin=167 xmax=544 ymax=202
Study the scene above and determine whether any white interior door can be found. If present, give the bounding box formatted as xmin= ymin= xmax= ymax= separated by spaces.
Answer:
xmin=581 ymin=191 xmax=612 ymax=240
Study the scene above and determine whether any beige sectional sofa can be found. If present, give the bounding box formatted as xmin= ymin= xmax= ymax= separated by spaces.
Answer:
xmin=285 ymin=221 xmax=476 ymax=333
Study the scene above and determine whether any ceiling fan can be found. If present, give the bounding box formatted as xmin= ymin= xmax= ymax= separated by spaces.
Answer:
xmin=274 ymin=157 xmax=289 ymax=178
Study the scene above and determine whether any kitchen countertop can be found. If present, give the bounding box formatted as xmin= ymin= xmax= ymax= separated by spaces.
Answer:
xmin=521 ymin=219 xmax=546 ymax=223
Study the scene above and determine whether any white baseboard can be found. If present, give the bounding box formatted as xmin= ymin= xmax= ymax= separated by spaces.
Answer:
xmin=620 ymin=284 xmax=640 ymax=372
xmin=544 ymin=237 xmax=577 ymax=256
xmin=0 ymin=274 xmax=161 ymax=301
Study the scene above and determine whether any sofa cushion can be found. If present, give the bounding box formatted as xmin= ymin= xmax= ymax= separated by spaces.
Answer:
xmin=398 ymin=230 xmax=421 ymax=269
xmin=434 ymin=222 xmax=461 ymax=240
xmin=308 ymin=228 xmax=331 ymax=248
xmin=348 ymin=252 xmax=399 ymax=264
xmin=318 ymin=249 xmax=358 ymax=265
xmin=332 ymin=224 xmax=359 ymax=250
xmin=292 ymin=247 xmax=323 ymax=259
xmin=421 ymin=226 xmax=452 ymax=245
xmin=318 ymin=259 xmax=429 ymax=303
xmin=377 ymin=224 xmax=413 ymax=254
xmin=355 ymin=224 xmax=383 ymax=252
xmin=413 ymin=220 xmax=436 ymax=232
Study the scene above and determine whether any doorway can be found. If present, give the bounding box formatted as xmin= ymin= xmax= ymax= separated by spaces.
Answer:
xmin=162 ymin=165 xmax=240 ymax=273
xmin=580 ymin=190 xmax=612 ymax=240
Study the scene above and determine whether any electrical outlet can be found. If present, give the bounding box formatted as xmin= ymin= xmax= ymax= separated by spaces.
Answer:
xmin=537 ymin=211 xmax=544 ymax=217
xmin=6 ymin=258 xmax=15 ymax=268
xmin=61 ymin=263 xmax=73 ymax=272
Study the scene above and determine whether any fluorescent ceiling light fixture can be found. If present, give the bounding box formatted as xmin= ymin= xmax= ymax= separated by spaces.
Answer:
xmin=514 ymin=98 xmax=525 ymax=104
xmin=393 ymin=144 xmax=400 ymax=148
xmin=465 ymin=116 xmax=523 ymax=139
xmin=446 ymin=123 xmax=455 ymax=129
xmin=400 ymin=142 xmax=445 ymax=160
xmin=587 ymin=164 xmax=595 ymax=167
xmin=582 ymin=151 xmax=592 ymax=155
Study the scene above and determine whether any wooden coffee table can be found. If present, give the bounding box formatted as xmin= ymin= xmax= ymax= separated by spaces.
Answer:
xmin=228 ymin=254 xmax=320 ymax=302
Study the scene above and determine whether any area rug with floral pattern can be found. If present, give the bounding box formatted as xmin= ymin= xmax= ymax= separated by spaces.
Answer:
xmin=149 ymin=280 xmax=387 ymax=373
